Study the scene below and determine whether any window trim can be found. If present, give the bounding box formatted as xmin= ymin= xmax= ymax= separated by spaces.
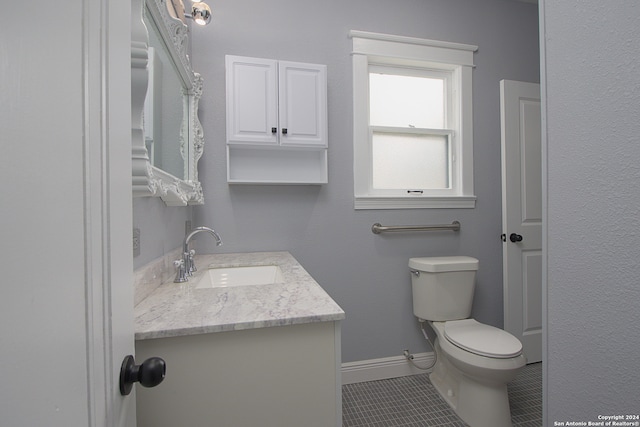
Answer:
xmin=351 ymin=30 xmax=478 ymax=209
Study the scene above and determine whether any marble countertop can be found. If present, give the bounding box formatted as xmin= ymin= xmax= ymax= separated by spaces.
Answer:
xmin=134 ymin=251 xmax=345 ymax=340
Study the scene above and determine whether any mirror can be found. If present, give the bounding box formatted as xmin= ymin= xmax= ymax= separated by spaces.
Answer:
xmin=145 ymin=28 xmax=185 ymax=180
xmin=131 ymin=0 xmax=204 ymax=205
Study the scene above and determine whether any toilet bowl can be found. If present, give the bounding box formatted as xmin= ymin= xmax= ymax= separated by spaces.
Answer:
xmin=409 ymin=257 xmax=526 ymax=427
xmin=429 ymin=320 xmax=526 ymax=427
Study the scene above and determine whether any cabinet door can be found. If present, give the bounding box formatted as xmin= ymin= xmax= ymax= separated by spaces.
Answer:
xmin=278 ymin=61 xmax=328 ymax=147
xmin=226 ymin=56 xmax=278 ymax=144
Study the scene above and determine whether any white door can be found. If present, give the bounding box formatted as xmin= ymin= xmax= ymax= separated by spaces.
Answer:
xmin=278 ymin=61 xmax=328 ymax=147
xmin=225 ymin=55 xmax=279 ymax=145
xmin=500 ymin=80 xmax=543 ymax=364
xmin=0 ymin=0 xmax=136 ymax=425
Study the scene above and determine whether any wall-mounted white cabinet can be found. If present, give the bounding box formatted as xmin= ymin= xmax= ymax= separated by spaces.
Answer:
xmin=226 ymin=55 xmax=328 ymax=184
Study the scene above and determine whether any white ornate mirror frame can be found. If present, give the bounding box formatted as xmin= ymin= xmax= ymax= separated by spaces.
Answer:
xmin=131 ymin=0 xmax=204 ymax=205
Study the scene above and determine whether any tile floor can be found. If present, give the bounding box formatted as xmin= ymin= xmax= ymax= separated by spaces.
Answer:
xmin=342 ymin=362 xmax=542 ymax=426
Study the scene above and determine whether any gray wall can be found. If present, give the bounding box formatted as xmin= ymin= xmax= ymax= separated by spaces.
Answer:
xmin=190 ymin=0 xmax=539 ymax=363
xmin=133 ymin=198 xmax=192 ymax=268
xmin=542 ymin=0 xmax=640 ymax=422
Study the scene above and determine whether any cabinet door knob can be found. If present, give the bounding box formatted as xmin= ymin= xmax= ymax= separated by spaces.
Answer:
xmin=282 ymin=128 xmax=288 ymax=135
xmin=271 ymin=127 xmax=277 ymax=133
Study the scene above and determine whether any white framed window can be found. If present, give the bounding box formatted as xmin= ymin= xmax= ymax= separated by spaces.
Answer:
xmin=351 ymin=30 xmax=478 ymax=209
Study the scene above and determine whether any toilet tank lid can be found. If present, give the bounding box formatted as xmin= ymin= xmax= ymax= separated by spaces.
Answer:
xmin=409 ymin=256 xmax=479 ymax=272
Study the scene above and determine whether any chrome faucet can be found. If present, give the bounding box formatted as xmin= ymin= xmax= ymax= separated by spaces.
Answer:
xmin=174 ymin=226 xmax=223 ymax=283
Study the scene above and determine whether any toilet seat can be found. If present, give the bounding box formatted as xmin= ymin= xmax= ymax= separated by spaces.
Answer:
xmin=444 ymin=319 xmax=522 ymax=359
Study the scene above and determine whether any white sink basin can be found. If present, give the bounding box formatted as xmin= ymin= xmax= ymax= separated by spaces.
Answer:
xmin=195 ymin=265 xmax=284 ymax=289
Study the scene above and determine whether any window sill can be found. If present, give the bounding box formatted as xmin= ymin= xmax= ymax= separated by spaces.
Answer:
xmin=354 ymin=195 xmax=476 ymax=210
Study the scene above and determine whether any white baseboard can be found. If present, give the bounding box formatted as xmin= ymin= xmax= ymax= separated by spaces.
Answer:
xmin=341 ymin=352 xmax=434 ymax=385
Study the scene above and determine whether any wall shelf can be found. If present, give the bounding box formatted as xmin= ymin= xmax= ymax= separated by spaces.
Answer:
xmin=227 ymin=145 xmax=327 ymax=185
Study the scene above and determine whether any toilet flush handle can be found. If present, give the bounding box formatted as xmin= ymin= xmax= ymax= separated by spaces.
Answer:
xmin=410 ymin=269 xmax=420 ymax=277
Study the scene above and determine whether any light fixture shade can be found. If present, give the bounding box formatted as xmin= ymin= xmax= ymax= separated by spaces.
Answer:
xmin=191 ymin=2 xmax=211 ymax=26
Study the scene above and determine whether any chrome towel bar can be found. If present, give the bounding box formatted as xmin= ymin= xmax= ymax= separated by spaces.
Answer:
xmin=371 ymin=221 xmax=461 ymax=234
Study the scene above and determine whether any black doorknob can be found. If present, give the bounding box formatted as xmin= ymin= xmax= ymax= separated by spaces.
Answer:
xmin=510 ymin=233 xmax=523 ymax=243
xmin=119 ymin=355 xmax=166 ymax=396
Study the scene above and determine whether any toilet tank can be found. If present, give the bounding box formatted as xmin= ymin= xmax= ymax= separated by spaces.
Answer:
xmin=409 ymin=256 xmax=479 ymax=321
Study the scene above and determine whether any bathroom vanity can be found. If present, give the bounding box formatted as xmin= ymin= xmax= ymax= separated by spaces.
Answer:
xmin=134 ymin=251 xmax=345 ymax=427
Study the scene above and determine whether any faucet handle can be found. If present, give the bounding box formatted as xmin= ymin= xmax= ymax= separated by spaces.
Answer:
xmin=173 ymin=259 xmax=188 ymax=283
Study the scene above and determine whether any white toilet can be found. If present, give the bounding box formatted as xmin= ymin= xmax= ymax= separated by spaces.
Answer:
xmin=409 ymin=256 xmax=526 ymax=427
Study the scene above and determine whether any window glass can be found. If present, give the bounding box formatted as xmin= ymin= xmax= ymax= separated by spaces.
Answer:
xmin=369 ymin=72 xmax=445 ymax=129
xmin=372 ymin=132 xmax=449 ymax=189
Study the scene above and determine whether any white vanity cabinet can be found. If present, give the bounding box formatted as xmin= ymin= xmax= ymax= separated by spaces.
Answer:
xmin=133 ymin=252 xmax=345 ymax=427
xmin=225 ymin=55 xmax=328 ymax=184
xmin=135 ymin=322 xmax=342 ymax=427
